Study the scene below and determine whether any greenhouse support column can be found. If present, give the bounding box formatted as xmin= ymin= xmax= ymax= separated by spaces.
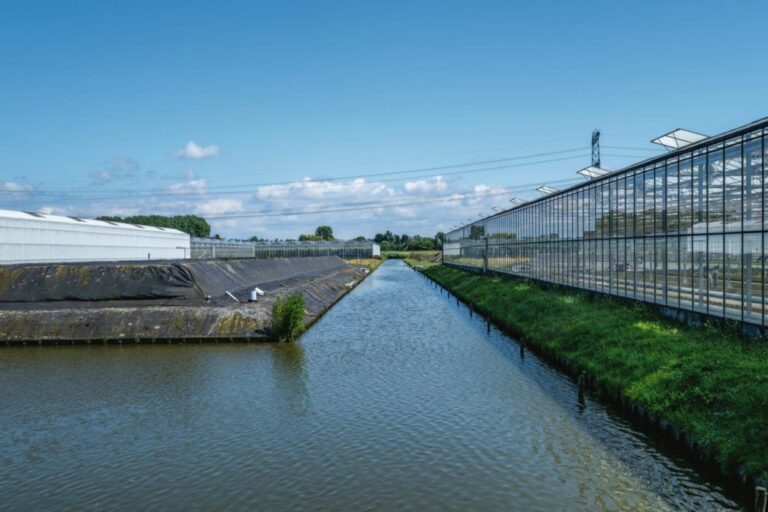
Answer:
xmin=483 ymin=237 xmax=489 ymax=274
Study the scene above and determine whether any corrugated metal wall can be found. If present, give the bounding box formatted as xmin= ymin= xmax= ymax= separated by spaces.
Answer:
xmin=0 ymin=210 xmax=191 ymax=264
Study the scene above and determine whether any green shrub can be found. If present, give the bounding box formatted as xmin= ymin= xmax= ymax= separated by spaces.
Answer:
xmin=271 ymin=293 xmax=306 ymax=342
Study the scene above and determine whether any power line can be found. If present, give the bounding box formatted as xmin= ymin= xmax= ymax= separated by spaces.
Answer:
xmin=15 ymin=134 xmax=591 ymax=186
xmin=206 ymin=190 xmax=515 ymax=220
xmin=204 ymin=178 xmax=583 ymax=220
xmin=603 ymin=145 xmax=664 ymax=152
xmin=1 ymin=151 xmax=591 ymax=199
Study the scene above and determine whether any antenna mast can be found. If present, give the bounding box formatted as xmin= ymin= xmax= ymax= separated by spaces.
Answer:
xmin=591 ymin=129 xmax=601 ymax=167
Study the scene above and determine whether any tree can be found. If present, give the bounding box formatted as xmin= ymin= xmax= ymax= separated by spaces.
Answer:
xmin=406 ymin=235 xmax=436 ymax=251
xmin=298 ymin=234 xmax=323 ymax=241
xmin=353 ymin=236 xmax=367 ymax=241
xmin=434 ymin=231 xmax=445 ymax=249
xmin=314 ymin=225 xmax=334 ymax=241
xmin=97 ymin=214 xmax=211 ymax=237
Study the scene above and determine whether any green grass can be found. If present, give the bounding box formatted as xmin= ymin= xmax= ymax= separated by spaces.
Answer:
xmin=270 ymin=293 xmax=306 ymax=342
xmin=382 ymin=250 xmax=439 ymax=261
xmin=422 ymin=264 xmax=768 ymax=482
xmin=404 ymin=258 xmax=439 ymax=269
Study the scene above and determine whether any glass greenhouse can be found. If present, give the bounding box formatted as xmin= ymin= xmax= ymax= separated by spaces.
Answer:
xmin=444 ymin=117 xmax=768 ymax=327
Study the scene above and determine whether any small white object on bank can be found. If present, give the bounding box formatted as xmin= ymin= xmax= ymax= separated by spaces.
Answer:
xmin=249 ymin=287 xmax=266 ymax=302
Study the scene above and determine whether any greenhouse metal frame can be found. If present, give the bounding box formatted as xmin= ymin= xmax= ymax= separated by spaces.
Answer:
xmin=444 ymin=117 xmax=768 ymax=328
xmin=191 ymin=238 xmax=379 ymax=260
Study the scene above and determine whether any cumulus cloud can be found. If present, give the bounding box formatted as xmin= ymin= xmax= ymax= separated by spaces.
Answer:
xmin=175 ymin=141 xmax=220 ymax=160
xmin=1 ymin=182 xmax=33 ymax=192
xmin=195 ymin=198 xmax=244 ymax=216
xmin=8 ymin=161 xmax=509 ymax=239
xmin=167 ymin=178 xmax=208 ymax=195
xmin=90 ymin=170 xmax=113 ymax=182
xmin=403 ymin=175 xmax=447 ymax=194
xmin=256 ymin=177 xmax=392 ymax=202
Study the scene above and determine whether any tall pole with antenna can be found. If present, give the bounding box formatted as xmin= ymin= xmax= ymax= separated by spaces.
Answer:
xmin=592 ymin=129 xmax=601 ymax=168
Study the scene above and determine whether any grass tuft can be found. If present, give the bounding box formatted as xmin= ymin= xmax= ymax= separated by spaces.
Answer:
xmin=271 ymin=293 xmax=306 ymax=342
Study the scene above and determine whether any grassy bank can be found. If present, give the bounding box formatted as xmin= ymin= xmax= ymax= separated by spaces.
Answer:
xmin=345 ymin=258 xmax=383 ymax=273
xmin=422 ymin=264 xmax=768 ymax=483
xmin=382 ymin=250 xmax=439 ymax=261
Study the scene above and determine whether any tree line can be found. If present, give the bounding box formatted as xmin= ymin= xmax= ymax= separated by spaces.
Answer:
xmin=95 ymin=216 xmax=443 ymax=251
xmin=97 ymin=214 xmax=211 ymax=237
xmin=373 ymin=230 xmax=445 ymax=251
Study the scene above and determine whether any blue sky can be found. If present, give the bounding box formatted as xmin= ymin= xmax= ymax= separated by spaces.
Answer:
xmin=1 ymin=0 xmax=766 ymax=239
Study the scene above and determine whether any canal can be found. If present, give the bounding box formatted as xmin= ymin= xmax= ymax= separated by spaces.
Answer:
xmin=0 ymin=259 xmax=740 ymax=511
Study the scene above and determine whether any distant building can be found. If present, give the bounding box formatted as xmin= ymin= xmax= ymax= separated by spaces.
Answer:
xmin=0 ymin=209 xmax=190 ymax=264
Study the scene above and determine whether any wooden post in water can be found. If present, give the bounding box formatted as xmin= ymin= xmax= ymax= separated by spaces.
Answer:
xmin=756 ymin=487 xmax=767 ymax=512
xmin=577 ymin=372 xmax=586 ymax=400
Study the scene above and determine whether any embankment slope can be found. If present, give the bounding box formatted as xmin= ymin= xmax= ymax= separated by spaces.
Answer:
xmin=0 ymin=256 xmax=366 ymax=342
xmin=421 ymin=264 xmax=768 ymax=486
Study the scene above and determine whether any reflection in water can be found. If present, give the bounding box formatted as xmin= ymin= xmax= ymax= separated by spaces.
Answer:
xmin=270 ymin=342 xmax=309 ymax=416
xmin=0 ymin=260 xmax=742 ymax=511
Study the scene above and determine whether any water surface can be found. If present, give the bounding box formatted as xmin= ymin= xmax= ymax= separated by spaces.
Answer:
xmin=0 ymin=260 xmax=740 ymax=510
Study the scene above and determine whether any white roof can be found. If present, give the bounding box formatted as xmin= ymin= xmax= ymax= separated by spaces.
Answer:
xmin=651 ymin=129 xmax=708 ymax=150
xmin=0 ymin=208 xmax=186 ymax=234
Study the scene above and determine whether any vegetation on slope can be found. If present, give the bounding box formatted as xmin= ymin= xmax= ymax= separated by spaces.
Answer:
xmin=422 ymin=265 xmax=768 ymax=482
xmin=383 ymin=250 xmax=439 ymax=261
xmin=271 ymin=293 xmax=306 ymax=342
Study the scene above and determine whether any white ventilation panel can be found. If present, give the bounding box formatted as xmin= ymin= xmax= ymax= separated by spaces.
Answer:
xmin=577 ymin=166 xmax=610 ymax=179
xmin=651 ymin=129 xmax=708 ymax=150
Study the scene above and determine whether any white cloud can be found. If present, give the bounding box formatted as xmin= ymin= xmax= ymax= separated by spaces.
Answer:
xmin=175 ymin=141 xmax=220 ymax=160
xmin=195 ymin=198 xmax=244 ymax=215
xmin=167 ymin=178 xmax=208 ymax=195
xmin=403 ymin=175 xmax=447 ymax=194
xmin=9 ymin=162 xmax=509 ymax=239
xmin=256 ymin=177 xmax=392 ymax=201
xmin=90 ymin=170 xmax=112 ymax=182
xmin=1 ymin=182 xmax=33 ymax=192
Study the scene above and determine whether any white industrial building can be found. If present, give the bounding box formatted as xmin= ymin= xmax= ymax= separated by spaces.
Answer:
xmin=0 ymin=209 xmax=191 ymax=264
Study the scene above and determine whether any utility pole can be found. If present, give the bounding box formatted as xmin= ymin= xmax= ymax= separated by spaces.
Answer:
xmin=591 ymin=129 xmax=601 ymax=168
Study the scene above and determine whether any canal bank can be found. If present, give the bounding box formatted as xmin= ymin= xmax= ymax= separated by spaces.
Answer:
xmin=417 ymin=263 xmax=768 ymax=493
xmin=0 ymin=259 xmax=741 ymax=511
xmin=0 ymin=256 xmax=375 ymax=344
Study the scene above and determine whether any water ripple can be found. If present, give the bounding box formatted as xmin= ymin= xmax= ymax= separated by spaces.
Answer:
xmin=0 ymin=260 xmax=742 ymax=511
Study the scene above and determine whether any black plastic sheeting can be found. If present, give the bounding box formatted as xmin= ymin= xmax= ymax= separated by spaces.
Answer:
xmin=187 ymin=257 xmax=347 ymax=298
xmin=0 ymin=262 xmax=197 ymax=302
xmin=0 ymin=256 xmax=348 ymax=303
